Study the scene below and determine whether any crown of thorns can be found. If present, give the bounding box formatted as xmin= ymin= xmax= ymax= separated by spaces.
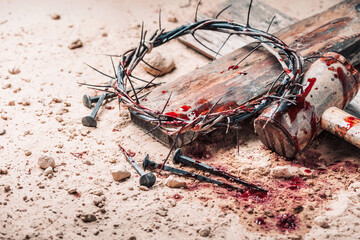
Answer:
xmin=89 ymin=2 xmax=303 ymax=137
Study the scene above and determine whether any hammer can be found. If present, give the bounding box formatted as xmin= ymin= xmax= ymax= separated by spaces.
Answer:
xmin=254 ymin=52 xmax=360 ymax=158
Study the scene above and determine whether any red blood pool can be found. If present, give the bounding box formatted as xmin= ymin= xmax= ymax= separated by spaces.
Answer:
xmin=228 ymin=65 xmax=239 ymax=70
xmin=288 ymin=177 xmax=304 ymax=190
xmin=255 ymin=217 xmax=266 ymax=225
xmin=304 ymin=169 xmax=312 ymax=173
xmin=277 ymin=214 xmax=296 ymax=229
xmin=165 ymin=112 xmax=179 ymax=118
xmin=127 ymin=150 xmax=136 ymax=157
xmin=161 ymin=91 xmax=167 ymax=94
xmin=180 ymin=105 xmax=191 ymax=111
xmin=239 ymin=189 xmax=269 ymax=202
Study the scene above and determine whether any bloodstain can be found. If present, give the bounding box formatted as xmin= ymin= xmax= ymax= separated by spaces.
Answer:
xmin=89 ymin=177 xmax=93 ymax=180
xmin=74 ymin=192 xmax=81 ymax=198
xmin=238 ymin=72 xmax=247 ymax=75
xmin=287 ymin=177 xmax=305 ymax=190
xmin=105 ymin=106 xmax=115 ymax=110
xmin=334 ymin=115 xmax=360 ymax=138
xmin=228 ymin=65 xmax=239 ymax=70
xmin=164 ymin=111 xmax=179 ymax=118
xmin=287 ymin=77 xmax=317 ymax=122
xmin=323 ymin=58 xmax=338 ymax=66
xmin=255 ymin=217 xmax=266 ymax=225
xmin=304 ymin=169 xmax=312 ymax=173
xmin=172 ymin=194 xmax=184 ymax=201
xmin=336 ymin=67 xmax=354 ymax=108
xmin=180 ymin=105 xmax=191 ymax=111
xmin=277 ymin=214 xmax=297 ymax=230
xmin=161 ymin=91 xmax=167 ymax=94
xmin=112 ymin=129 xmax=120 ymax=132
xmin=344 ymin=116 xmax=360 ymax=129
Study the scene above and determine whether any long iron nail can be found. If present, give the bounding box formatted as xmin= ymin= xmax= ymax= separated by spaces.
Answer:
xmin=143 ymin=157 xmax=244 ymax=192
xmin=82 ymin=92 xmax=117 ymax=108
xmin=173 ymin=149 xmax=267 ymax=192
xmin=82 ymin=80 xmax=113 ymax=127
xmin=119 ymin=145 xmax=156 ymax=188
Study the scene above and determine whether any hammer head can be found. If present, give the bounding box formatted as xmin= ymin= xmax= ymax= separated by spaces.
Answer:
xmin=254 ymin=52 xmax=360 ymax=158
xmin=82 ymin=116 xmax=97 ymax=127
xmin=139 ymin=172 xmax=157 ymax=188
xmin=173 ymin=148 xmax=183 ymax=164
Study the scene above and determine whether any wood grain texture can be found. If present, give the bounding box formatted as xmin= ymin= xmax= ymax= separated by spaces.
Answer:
xmin=133 ymin=0 xmax=360 ymax=146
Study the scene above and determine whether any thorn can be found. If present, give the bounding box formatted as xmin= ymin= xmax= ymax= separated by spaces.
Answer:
xmin=141 ymin=59 xmax=162 ymax=72
xmin=266 ymin=15 xmax=276 ymax=33
xmin=161 ymin=92 xmax=172 ymax=114
xmin=215 ymin=34 xmax=232 ymax=59
xmin=246 ymin=0 xmax=253 ymax=28
xmin=192 ymin=32 xmax=219 ymax=55
xmin=158 ymin=9 xmax=162 ymax=30
xmin=194 ymin=0 xmax=201 ymax=22
xmin=215 ymin=4 xmax=232 ymax=19
xmin=159 ymin=132 xmax=180 ymax=173
xmin=85 ymin=63 xmax=115 ymax=79
xmin=110 ymin=56 xmax=118 ymax=79
xmin=232 ymin=44 xmax=261 ymax=69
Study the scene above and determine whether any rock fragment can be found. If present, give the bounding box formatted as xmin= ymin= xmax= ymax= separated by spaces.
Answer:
xmin=0 ymin=167 xmax=8 ymax=174
xmin=314 ymin=216 xmax=330 ymax=228
xmin=141 ymin=50 xmax=175 ymax=76
xmin=165 ymin=175 xmax=187 ymax=188
xmin=0 ymin=129 xmax=5 ymax=135
xmin=68 ymin=39 xmax=83 ymax=50
xmin=44 ymin=167 xmax=53 ymax=176
xmin=271 ymin=166 xmax=299 ymax=178
xmin=51 ymin=14 xmax=61 ymax=20
xmin=110 ymin=165 xmax=131 ymax=181
xmin=199 ymin=227 xmax=211 ymax=237
xmin=81 ymin=214 xmax=97 ymax=223
xmin=38 ymin=155 xmax=56 ymax=169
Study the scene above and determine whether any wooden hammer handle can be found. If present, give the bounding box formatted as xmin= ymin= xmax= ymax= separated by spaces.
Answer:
xmin=321 ymin=107 xmax=360 ymax=148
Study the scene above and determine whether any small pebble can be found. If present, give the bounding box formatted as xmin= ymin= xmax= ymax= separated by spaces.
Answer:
xmin=68 ymin=39 xmax=83 ymax=50
xmin=51 ymin=14 xmax=61 ymax=20
xmin=2 ymin=83 xmax=11 ymax=89
xmin=165 ymin=175 xmax=187 ymax=188
xmin=38 ymin=155 xmax=56 ymax=169
xmin=270 ymin=166 xmax=299 ymax=178
xmin=81 ymin=214 xmax=97 ymax=223
xmin=199 ymin=227 xmax=211 ymax=237
xmin=141 ymin=50 xmax=175 ymax=76
xmin=4 ymin=185 xmax=11 ymax=192
xmin=314 ymin=216 xmax=330 ymax=228
xmin=110 ymin=165 xmax=131 ymax=181
xmin=44 ymin=167 xmax=53 ymax=176
xmin=25 ymin=151 xmax=32 ymax=156
xmin=138 ymin=186 xmax=149 ymax=191
xmin=0 ymin=129 xmax=5 ymax=135
xmin=0 ymin=167 xmax=8 ymax=174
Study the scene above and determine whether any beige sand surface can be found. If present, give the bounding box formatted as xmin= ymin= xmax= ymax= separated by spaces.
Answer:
xmin=1 ymin=0 xmax=360 ymax=239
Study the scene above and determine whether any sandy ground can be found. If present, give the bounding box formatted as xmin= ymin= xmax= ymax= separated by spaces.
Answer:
xmin=1 ymin=0 xmax=360 ymax=239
